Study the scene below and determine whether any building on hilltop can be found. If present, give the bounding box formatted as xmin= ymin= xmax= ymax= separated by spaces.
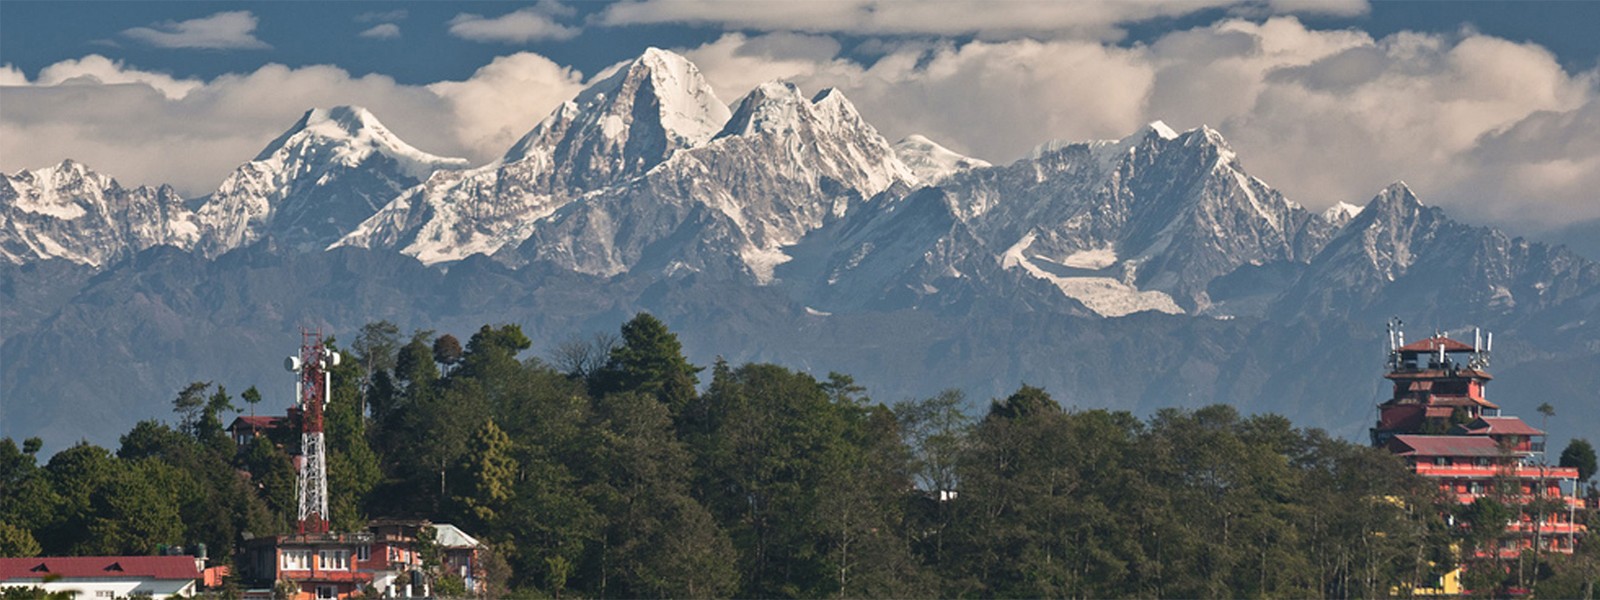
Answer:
xmin=0 ymin=556 xmax=203 ymax=599
xmin=1372 ymin=321 xmax=1586 ymax=594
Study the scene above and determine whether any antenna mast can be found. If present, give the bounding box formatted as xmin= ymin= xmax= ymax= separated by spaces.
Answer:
xmin=286 ymin=329 xmax=340 ymax=534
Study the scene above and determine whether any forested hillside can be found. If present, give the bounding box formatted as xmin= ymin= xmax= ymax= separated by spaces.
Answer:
xmin=2 ymin=315 xmax=1596 ymax=598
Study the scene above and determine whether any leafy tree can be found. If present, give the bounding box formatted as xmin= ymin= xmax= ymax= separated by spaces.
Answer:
xmin=239 ymin=436 xmax=296 ymax=531
xmin=84 ymin=458 xmax=187 ymax=555
xmin=0 ymin=438 xmax=58 ymax=544
xmin=354 ymin=320 xmax=403 ymax=377
xmin=241 ymin=386 xmax=263 ymax=416
xmin=434 ymin=334 xmax=464 ymax=372
xmin=457 ymin=419 xmax=519 ymax=527
xmin=986 ymin=384 xmax=1061 ymax=420
xmin=591 ymin=313 xmax=701 ymax=418
xmin=1561 ymin=438 xmax=1597 ymax=483
xmin=577 ymin=392 xmax=736 ymax=598
xmin=0 ymin=522 xmax=40 ymax=557
xmin=38 ymin=442 xmax=117 ymax=554
xmin=395 ymin=330 xmax=440 ymax=390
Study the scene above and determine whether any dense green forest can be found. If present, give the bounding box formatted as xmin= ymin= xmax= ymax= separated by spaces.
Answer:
xmin=2 ymin=314 xmax=1596 ymax=598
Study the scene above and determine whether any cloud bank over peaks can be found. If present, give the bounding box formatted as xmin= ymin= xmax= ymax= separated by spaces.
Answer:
xmin=1 ymin=53 xmax=587 ymax=197
xmin=680 ymin=18 xmax=1600 ymax=230
xmin=3 ymin=14 xmax=1597 ymax=235
xmin=601 ymin=0 xmax=1368 ymax=39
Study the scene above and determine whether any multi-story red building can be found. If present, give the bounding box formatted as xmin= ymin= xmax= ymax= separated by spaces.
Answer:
xmin=1372 ymin=328 xmax=1585 ymax=563
xmin=239 ymin=532 xmax=375 ymax=600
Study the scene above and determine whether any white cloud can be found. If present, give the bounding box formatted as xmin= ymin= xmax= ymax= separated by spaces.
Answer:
xmin=5 ymin=16 xmax=1597 ymax=233
xmin=360 ymin=23 xmax=402 ymax=40
xmin=0 ymin=54 xmax=587 ymax=196
xmin=0 ymin=64 xmax=30 ymax=87
xmin=25 ymin=55 xmax=204 ymax=100
xmin=680 ymin=20 xmax=1600 ymax=228
xmin=448 ymin=7 xmax=579 ymax=43
xmin=602 ymin=0 xmax=1367 ymax=39
xmin=427 ymin=53 xmax=588 ymax=158
xmin=122 ymin=11 xmax=271 ymax=50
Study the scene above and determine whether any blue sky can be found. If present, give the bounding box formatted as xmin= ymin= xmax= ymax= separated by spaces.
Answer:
xmin=3 ymin=1 xmax=1598 ymax=241
xmin=5 ymin=2 xmax=1597 ymax=83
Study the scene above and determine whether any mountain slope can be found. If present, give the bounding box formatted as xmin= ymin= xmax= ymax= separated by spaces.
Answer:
xmin=512 ymin=82 xmax=917 ymax=282
xmin=337 ymin=48 xmax=732 ymax=265
xmin=194 ymin=106 xmax=469 ymax=257
xmin=1 ymin=160 xmax=199 ymax=267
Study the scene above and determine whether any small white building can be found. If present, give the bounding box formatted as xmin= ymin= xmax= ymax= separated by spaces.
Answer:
xmin=0 ymin=556 xmax=202 ymax=599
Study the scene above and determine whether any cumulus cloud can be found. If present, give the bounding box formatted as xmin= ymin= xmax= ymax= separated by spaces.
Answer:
xmin=5 ymin=16 xmax=1597 ymax=234
xmin=602 ymin=0 xmax=1367 ymax=39
xmin=680 ymin=21 xmax=1600 ymax=229
xmin=360 ymin=23 xmax=402 ymax=40
xmin=427 ymin=53 xmax=588 ymax=157
xmin=0 ymin=53 xmax=587 ymax=196
xmin=448 ymin=4 xmax=580 ymax=43
xmin=122 ymin=11 xmax=271 ymax=50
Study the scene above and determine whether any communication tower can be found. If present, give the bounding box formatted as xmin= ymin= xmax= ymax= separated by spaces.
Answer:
xmin=285 ymin=329 xmax=340 ymax=534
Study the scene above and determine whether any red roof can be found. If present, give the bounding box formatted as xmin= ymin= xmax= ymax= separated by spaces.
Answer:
xmin=1398 ymin=336 xmax=1475 ymax=353
xmin=1387 ymin=435 xmax=1509 ymax=457
xmin=0 ymin=556 xmax=201 ymax=581
xmin=229 ymin=415 xmax=285 ymax=430
xmin=1456 ymin=416 xmax=1544 ymax=436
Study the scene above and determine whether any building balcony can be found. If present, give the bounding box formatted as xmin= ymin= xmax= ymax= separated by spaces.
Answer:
xmin=275 ymin=568 xmax=374 ymax=584
xmin=1413 ymin=463 xmax=1579 ymax=479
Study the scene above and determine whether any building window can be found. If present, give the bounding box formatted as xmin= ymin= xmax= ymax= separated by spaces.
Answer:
xmin=282 ymin=549 xmax=312 ymax=571
xmin=1435 ymin=457 xmax=1448 ymax=466
xmin=319 ymin=549 xmax=350 ymax=571
xmin=356 ymin=545 xmax=370 ymax=561
xmin=317 ymin=585 xmax=337 ymax=599
xmin=96 ymin=592 xmax=115 ymax=598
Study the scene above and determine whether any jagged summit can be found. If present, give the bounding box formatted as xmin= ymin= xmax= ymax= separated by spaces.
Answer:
xmin=1322 ymin=201 xmax=1364 ymax=227
xmin=502 ymin=47 xmax=729 ymax=168
xmin=194 ymin=105 xmax=470 ymax=256
xmin=255 ymin=106 xmax=469 ymax=178
xmin=2 ymin=160 xmax=198 ymax=266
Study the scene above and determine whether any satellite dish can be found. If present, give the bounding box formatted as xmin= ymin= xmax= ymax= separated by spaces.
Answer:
xmin=285 ymin=356 xmax=302 ymax=372
xmin=327 ymin=351 xmax=341 ymax=367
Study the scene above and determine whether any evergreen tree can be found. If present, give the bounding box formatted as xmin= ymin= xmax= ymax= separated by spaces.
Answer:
xmin=591 ymin=313 xmax=701 ymax=418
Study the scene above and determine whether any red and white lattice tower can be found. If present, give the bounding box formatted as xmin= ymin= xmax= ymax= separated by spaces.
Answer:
xmin=285 ymin=329 xmax=340 ymax=534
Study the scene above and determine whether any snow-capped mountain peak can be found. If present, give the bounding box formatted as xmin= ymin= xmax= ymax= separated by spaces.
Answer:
xmin=504 ymin=47 xmax=730 ymax=166
xmin=1322 ymin=201 xmax=1365 ymax=227
xmin=1148 ymin=120 xmax=1179 ymax=140
xmin=894 ymin=134 xmax=992 ymax=184
xmin=194 ymin=105 xmax=470 ymax=256
xmin=2 ymin=160 xmax=199 ymax=266
xmin=255 ymin=106 xmax=468 ymax=180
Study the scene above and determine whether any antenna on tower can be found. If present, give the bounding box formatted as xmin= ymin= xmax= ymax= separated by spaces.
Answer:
xmin=1386 ymin=317 xmax=1404 ymax=371
xmin=287 ymin=328 xmax=339 ymax=535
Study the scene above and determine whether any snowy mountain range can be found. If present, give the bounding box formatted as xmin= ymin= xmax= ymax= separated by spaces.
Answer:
xmin=5 ymin=48 xmax=1599 ymax=452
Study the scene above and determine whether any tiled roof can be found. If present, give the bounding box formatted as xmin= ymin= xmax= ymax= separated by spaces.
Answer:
xmin=0 ymin=556 xmax=201 ymax=581
xmin=230 ymin=415 xmax=285 ymax=430
xmin=1387 ymin=435 xmax=1509 ymax=457
xmin=1398 ymin=336 xmax=1476 ymax=353
xmin=1455 ymin=416 xmax=1544 ymax=436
